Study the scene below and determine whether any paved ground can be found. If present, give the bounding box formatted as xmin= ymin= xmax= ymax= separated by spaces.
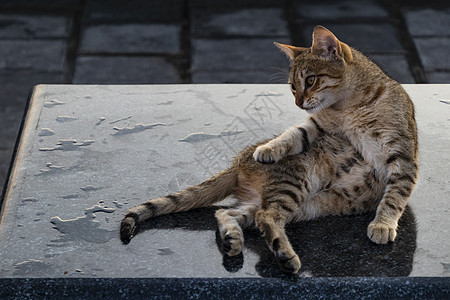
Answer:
xmin=0 ymin=0 xmax=449 ymax=195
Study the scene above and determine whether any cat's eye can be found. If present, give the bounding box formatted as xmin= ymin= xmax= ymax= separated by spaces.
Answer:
xmin=305 ymin=76 xmax=315 ymax=88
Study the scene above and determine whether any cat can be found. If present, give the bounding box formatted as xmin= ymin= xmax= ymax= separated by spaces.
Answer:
xmin=120 ymin=25 xmax=418 ymax=274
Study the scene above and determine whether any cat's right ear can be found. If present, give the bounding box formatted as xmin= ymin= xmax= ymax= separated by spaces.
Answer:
xmin=311 ymin=26 xmax=353 ymax=63
xmin=274 ymin=42 xmax=307 ymax=61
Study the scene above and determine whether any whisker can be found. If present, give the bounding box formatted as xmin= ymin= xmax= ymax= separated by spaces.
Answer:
xmin=268 ymin=67 xmax=289 ymax=84
xmin=269 ymin=75 xmax=289 ymax=84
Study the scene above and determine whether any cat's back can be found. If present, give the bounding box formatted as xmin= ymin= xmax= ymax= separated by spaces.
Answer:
xmin=350 ymin=48 xmax=413 ymax=108
xmin=340 ymin=48 xmax=416 ymax=132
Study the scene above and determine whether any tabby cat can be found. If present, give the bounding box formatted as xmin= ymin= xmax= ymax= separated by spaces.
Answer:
xmin=120 ymin=26 xmax=418 ymax=274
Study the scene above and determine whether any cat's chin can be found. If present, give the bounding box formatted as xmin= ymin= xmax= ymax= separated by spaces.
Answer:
xmin=304 ymin=98 xmax=338 ymax=113
xmin=303 ymin=105 xmax=322 ymax=114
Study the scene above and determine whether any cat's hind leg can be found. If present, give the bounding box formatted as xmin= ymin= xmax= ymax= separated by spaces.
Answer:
xmin=255 ymin=207 xmax=301 ymax=273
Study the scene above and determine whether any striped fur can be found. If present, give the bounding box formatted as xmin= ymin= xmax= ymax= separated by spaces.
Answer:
xmin=120 ymin=26 xmax=418 ymax=274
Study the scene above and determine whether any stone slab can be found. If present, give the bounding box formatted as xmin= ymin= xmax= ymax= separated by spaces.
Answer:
xmin=426 ymin=71 xmax=450 ymax=83
xmin=73 ymin=56 xmax=181 ymax=84
xmin=83 ymin=0 xmax=185 ymax=23
xmin=191 ymin=8 xmax=289 ymax=37
xmin=0 ymin=0 xmax=80 ymax=11
xmin=192 ymin=70 xmax=288 ymax=84
xmin=295 ymin=0 xmax=388 ymax=20
xmin=0 ymin=71 xmax=63 ymax=108
xmin=189 ymin=0 xmax=283 ymax=7
xmin=369 ymin=54 xmax=416 ymax=83
xmin=0 ymin=40 xmax=66 ymax=72
xmin=403 ymin=8 xmax=450 ymax=36
xmin=79 ymin=24 xmax=181 ymax=55
xmin=413 ymin=37 xmax=450 ymax=71
xmin=0 ymin=106 xmax=24 ymax=196
xmin=301 ymin=23 xmax=405 ymax=53
xmin=0 ymin=148 xmax=14 ymax=198
xmin=0 ymin=14 xmax=70 ymax=38
xmin=191 ymin=39 xmax=290 ymax=72
xmin=0 ymin=84 xmax=448 ymax=280
xmin=0 ymin=106 xmax=24 ymax=146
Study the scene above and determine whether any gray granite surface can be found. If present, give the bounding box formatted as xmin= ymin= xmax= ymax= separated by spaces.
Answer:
xmin=0 ymin=84 xmax=449 ymax=280
xmin=1 ymin=277 xmax=449 ymax=299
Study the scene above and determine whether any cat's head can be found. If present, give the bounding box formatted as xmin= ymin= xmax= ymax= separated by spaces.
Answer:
xmin=276 ymin=26 xmax=353 ymax=114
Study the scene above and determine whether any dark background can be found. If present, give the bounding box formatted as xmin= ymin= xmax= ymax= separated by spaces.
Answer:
xmin=1 ymin=0 xmax=449 ymax=195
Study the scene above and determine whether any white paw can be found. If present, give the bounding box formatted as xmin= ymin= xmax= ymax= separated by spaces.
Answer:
xmin=367 ymin=221 xmax=397 ymax=244
xmin=253 ymin=143 xmax=286 ymax=164
xmin=223 ymin=230 xmax=244 ymax=256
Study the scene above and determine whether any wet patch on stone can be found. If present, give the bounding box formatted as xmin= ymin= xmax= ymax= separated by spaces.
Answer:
xmin=13 ymin=259 xmax=52 ymax=276
xmin=39 ymin=139 xmax=94 ymax=151
xmin=43 ymin=100 xmax=65 ymax=108
xmin=56 ymin=116 xmax=78 ymax=122
xmin=95 ymin=117 xmax=106 ymax=126
xmin=36 ymin=162 xmax=68 ymax=176
xmin=109 ymin=115 xmax=132 ymax=124
xmin=157 ymin=100 xmax=174 ymax=105
xmin=19 ymin=197 xmax=39 ymax=206
xmin=38 ymin=128 xmax=55 ymax=136
xmin=158 ymin=248 xmax=174 ymax=256
xmin=178 ymin=131 xmax=243 ymax=143
xmin=50 ymin=204 xmax=116 ymax=244
xmin=112 ymin=123 xmax=169 ymax=136
xmin=80 ymin=185 xmax=103 ymax=192
xmin=61 ymin=194 xmax=81 ymax=200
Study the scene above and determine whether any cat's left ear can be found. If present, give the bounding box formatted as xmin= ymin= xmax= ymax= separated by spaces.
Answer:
xmin=274 ymin=42 xmax=307 ymax=61
xmin=311 ymin=26 xmax=353 ymax=63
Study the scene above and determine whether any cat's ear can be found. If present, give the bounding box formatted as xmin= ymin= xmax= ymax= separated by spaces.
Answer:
xmin=274 ymin=42 xmax=307 ymax=61
xmin=311 ymin=26 xmax=353 ymax=63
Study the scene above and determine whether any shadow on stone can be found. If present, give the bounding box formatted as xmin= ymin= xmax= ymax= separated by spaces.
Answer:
xmin=135 ymin=205 xmax=416 ymax=278
xmin=252 ymin=205 xmax=417 ymax=278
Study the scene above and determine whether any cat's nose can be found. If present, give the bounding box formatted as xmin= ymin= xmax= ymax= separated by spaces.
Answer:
xmin=295 ymin=95 xmax=304 ymax=108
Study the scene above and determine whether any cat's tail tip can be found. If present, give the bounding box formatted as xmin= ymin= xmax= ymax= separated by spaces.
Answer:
xmin=120 ymin=213 xmax=138 ymax=244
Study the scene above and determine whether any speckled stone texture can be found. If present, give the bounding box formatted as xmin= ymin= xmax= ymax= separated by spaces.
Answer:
xmin=0 ymin=85 xmax=448 ymax=298
xmin=0 ymin=277 xmax=449 ymax=299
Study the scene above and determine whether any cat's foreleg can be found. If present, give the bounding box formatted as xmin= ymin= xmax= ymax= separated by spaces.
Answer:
xmin=255 ymin=208 xmax=301 ymax=273
xmin=216 ymin=209 xmax=245 ymax=256
xmin=253 ymin=117 xmax=323 ymax=163
xmin=368 ymin=153 xmax=418 ymax=244
xmin=215 ymin=205 xmax=256 ymax=256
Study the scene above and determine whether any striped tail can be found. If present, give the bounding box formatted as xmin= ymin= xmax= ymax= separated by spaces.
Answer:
xmin=120 ymin=168 xmax=238 ymax=244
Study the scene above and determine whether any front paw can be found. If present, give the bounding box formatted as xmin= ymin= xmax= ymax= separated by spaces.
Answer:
xmin=367 ymin=221 xmax=397 ymax=244
xmin=253 ymin=143 xmax=286 ymax=164
xmin=222 ymin=230 xmax=244 ymax=256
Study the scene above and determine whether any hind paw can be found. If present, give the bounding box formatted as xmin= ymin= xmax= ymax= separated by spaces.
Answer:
xmin=275 ymin=251 xmax=301 ymax=274
xmin=222 ymin=230 xmax=244 ymax=256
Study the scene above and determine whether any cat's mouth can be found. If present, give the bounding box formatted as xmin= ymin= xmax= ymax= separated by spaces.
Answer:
xmin=303 ymin=104 xmax=319 ymax=112
xmin=298 ymin=98 xmax=320 ymax=112
xmin=302 ymin=98 xmax=325 ymax=113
